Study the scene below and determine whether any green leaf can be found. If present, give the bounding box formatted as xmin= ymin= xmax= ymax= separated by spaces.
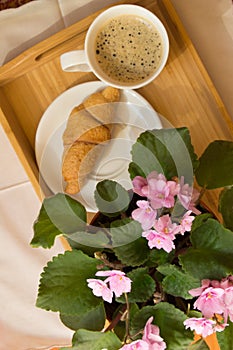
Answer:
xmin=145 ymin=247 xmax=172 ymax=267
xmin=110 ymin=218 xmax=143 ymax=247
xmin=129 ymin=127 xmax=198 ymax=182
xmin=111 ymin=218 xmax=150 ymax=266
xmin=157 ymin=264 xmax=200 ymax=299
xmin=219 ymin=187 xmax=233 ymax=231
xmin=130 ymin=302 xmax=193 ymax=349
xmin=94 ymin=180 xmax=130 ymax=217
xmin=187 ymin=310 xmax=202 ymax=318
xmin=195 ymin=140 xmax=233 ymax=189
xmin=190 ymin=213 xmax=213 ymax=232
xmin=64 ymin=240 xmax=99 ymax=257
xmin=67 ymin=229 xmax=110 ymax=250
xmin=180 ymin=218 xmax=233 ymax=280
xmin=68 ymin=329 xmax=122 ymax=350
xmin=36 ymin=250 xmax=101 ymax=316
xmin=116 ymin=268 xmax=155 ymax=303
xmin=217 ymin=320 xmax=233 ymax=349
xmin=31 ymin=193 xmax=86 ymax=248
xmin=128 ymin=161 xmax=146 ymax=179
xmin=112 ymin=234 xmax=148 ymax=271
xmin=60 ymin=303 xmax=105 ymax=331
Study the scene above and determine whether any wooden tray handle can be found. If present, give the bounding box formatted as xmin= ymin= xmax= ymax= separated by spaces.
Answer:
xmin=0 ymin=9 xmax=103 ymax=84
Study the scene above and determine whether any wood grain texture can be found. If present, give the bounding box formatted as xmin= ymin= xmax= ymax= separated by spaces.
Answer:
xmin=0 ymin=0 xmax=232 ymax=217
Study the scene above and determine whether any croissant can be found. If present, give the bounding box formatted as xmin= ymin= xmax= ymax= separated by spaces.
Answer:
xmin=62 ymin=86 xmax=120 ymax=195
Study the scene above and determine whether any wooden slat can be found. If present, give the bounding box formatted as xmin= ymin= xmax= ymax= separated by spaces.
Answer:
xmin=0 ymin=102 xmax=41 ymax=199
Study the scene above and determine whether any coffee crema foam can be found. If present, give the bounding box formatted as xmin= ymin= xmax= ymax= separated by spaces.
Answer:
xmin=95 ymin=15 xmax=163 ymax=84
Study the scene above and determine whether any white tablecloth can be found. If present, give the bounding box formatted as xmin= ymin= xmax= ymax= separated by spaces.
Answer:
xmin=0 ymin=0 xmax=232 ymax=349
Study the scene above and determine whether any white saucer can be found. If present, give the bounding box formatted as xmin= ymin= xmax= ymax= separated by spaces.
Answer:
xmin=35 ymin=81 xmax=162 ymax=212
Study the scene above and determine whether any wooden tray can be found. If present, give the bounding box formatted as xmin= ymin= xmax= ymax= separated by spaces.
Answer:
xmin=0 ymin=0 xmax=232 ymax=217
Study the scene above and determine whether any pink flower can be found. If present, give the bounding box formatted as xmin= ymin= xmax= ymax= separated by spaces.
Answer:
xmin=189 ymin=277 xmax=233 ymax=323
xmin=141 ymin=214 xmax=178 ymax=252
xmin=166 ymin=180 xmax=180 ymax=197
xmin=132 ymin=171 xmax=180 ymax=210
xmin=86 ymin=278 xmax=113 ymax=303
xmin=177 ymin=177 xmax=192 ymax=207
xmin=120 ymin=317 xmax=167 ymax=349
xmin=178 ymin=176 xmax=200 ymax=214
xmin=142 ymin=214 xmax=178 ymax=253
xmin=146 ymin=173 xmax=179 ymax=209
xmin=211 ymin=276 xmax=233 ymax=289
xmin=223 ymin=286 xmax=233 ymax=322
xmin=154 ymin=214 xmax=179 ymax=239
xmin=177 ymin=210 xmax=195 ymax=234
xmin=189 ymin=279 xmax=211 ymax=297
xmin=132 ymin=200 xmax=157 ymax=230
xmin=214 ymin=322 xmax=229 ymax=333
xmin=96 ymin=270 xmax=132 ymax=297
xmin=184 ymin=317 xmax=216 ymax=338
xmin=120 ymin=339 xmax=150 ymax=350
xmin=142 ymin=230 xmax=175 ymax=253
xmin=194 ymin=287 xmax=225 ymax=318
xmin=132 ymin=176 xmax=148 ymax=197
xmin=142 ymin=317 xmax=166 ymax=349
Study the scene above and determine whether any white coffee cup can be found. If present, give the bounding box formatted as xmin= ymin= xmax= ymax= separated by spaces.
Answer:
xmin=60 ymin=4 xmax=169 ymax=89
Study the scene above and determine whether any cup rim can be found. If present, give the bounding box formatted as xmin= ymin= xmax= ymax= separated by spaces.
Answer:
xmin=85 ymin=4 xmax=169 ymax=89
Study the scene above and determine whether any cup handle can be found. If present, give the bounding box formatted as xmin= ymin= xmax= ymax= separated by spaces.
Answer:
xmin=60 ymin=50 xmax=91 ymax=72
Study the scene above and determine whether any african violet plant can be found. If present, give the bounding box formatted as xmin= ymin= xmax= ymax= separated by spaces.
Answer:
xmin=31 ymin=127 xmax=233 ymax=349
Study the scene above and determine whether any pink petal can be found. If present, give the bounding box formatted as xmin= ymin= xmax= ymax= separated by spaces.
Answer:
xmin=96 ymin=269 xmax=125 ymax=277
xmin=132 ymin=176 xmax=148 ymax=196
xmin=189 ymin=279 xmax=211 ymax=297
xmin=194 ymin=287 xmax=225 ymax=318
xmin=184 ymin=318 xmax=216 ymax=338
xmin=106 ymin=274 xmax=132 ymax=297
xmin=132 ymin=200 xmax=157 ymax=230
xmin=87 ymin=278 xmax=113 ymax=303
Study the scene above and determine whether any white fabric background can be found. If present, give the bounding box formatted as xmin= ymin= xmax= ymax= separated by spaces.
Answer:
xmin=0 ymin=0 xmax=232 ymax=349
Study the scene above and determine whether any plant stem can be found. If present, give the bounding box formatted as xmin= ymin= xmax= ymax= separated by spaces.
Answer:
xmin=95 ymin=251 xmax=125 ymax=269
xmin=124 ymin=293 xmax=130 ymax=343
xmin=103 ymin=304 xmax=127 ymax=332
